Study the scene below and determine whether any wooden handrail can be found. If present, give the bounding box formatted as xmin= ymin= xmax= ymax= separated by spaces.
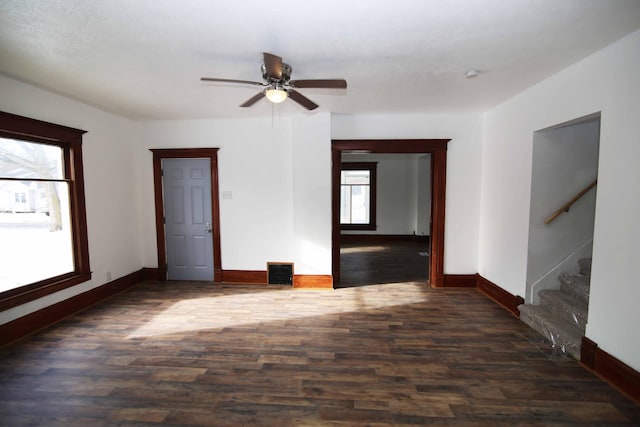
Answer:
xmin=544 ymin=180 xmax=597 ymax=225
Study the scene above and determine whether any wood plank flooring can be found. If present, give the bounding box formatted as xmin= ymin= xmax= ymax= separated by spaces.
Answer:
xmin=339 ymin=239 xmax=430 ymax=287
xmin=1 ymin=281 xmax=638 ymax=426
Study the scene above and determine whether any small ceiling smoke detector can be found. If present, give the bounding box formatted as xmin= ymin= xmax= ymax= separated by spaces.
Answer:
xmin=465 ymin=70 xmax=479 ymax=79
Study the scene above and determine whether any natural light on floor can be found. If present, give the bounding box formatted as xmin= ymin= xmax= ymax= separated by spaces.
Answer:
xmin=340 ymin=245 xmax=387 ymax=254
xmin=127 ymin=282 xmax=430 ymax=339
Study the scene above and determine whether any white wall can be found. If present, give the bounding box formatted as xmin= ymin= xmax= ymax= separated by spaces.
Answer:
xmin=341 ymin=153 xmax=420 ymax=235
xmin=0 ymin=75 xmax=143 ymax=325
xmin=480 ymin=30 xmax=640 ymax=370
xmin=332 ymin=113 xmax=483 ymax=274
xmin=137 ymin=114 xmax=333 ymax=275
xmin=526 ymin=119 xmax=599 ymax=303
xmin=291 ymin=113 xmax=332 ymax=275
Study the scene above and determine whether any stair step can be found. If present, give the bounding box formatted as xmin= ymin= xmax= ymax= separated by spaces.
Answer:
xmin=578 ymin=258 xmax=592 ymax=277
xmin=518 ymin=304 xmax=583 ymax=359
xmin=539 ymin=289 xmax=588 ymax=331
xmin=559 ymin=274 xmax=590 ymax=304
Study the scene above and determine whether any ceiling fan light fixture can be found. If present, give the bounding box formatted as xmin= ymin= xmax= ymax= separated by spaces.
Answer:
xmin=265 ymin=86 xmax=288 ymax=103
xmin=201 ymin=52 xmax=346 ymax=110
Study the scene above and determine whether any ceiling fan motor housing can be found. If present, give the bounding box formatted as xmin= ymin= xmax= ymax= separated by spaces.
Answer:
xmin=262 ymin=63 xmax=292 ymax=82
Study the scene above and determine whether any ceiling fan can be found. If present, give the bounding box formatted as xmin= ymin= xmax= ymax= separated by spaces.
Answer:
xmin=201 ymin=52 xmax=347 ymax=110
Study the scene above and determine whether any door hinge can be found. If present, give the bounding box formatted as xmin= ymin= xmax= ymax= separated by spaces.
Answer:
xmin=160 ymin=169 xmax=163 ymax=177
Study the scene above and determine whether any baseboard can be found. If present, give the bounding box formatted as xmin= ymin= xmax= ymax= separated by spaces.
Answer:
xmin=294 ymin=275 xmax=333 ymax=289
xmin=414 ymin=235 xmax=430 ymax=243
xmin=0 ymin=268 xmax=144 ymax=347
xmin=221 ymin=270 xmax=267 ymax=285
xmin=580 ymin=337 xmax=640 ymax=404
xmin=142 ymin=267 xmax=164 ymax=281
xmin=580 ymin=336 xmax=598 ymax=368
xmin=443 ymin=274 xmax=477 ymax=287
xmin=471 ymin=278 xmax=639 ymax=404
xmin=476 ymin=274 xmax=524 ymax=317
xmin=221 ymin=270 xmax=333 ymax=289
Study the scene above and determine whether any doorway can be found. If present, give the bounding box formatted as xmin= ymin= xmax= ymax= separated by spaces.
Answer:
xmin=151 ymin=148 xmax=222 ymax=281
xmin=338 ymin=153 xmax=431 ymax=288
xmin=525 ymin=113 xmax=600 ymax=303
xmin=338 ymin=236 xmax=431 ymax=288
xmin=331 ymin=139 xmax=449 ymax=287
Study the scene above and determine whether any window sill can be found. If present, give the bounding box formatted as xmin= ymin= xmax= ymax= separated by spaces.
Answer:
xmin=0 ymin=271 xmax=92 ymax=311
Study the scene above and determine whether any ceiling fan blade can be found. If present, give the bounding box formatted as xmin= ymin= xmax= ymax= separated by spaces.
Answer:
xmin=240 ymin=91 xmax=266 ymax=107
xmin=263 ymin=52 xmax=283 ymax=80
xmin=287 ymin=89 xmax=319 ymax=110
xmin=201 ymin=77 xmax=264 ymax=86
xmin=289 ymin=79 xmax=347 ymax=89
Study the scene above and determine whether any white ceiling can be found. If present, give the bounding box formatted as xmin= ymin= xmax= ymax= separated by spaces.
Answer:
xmin=1 ymin=0 xmax=639 ymax=120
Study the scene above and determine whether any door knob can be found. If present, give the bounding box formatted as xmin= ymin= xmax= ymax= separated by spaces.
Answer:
xmin=206 ymin=222 xmax=212 ymax=233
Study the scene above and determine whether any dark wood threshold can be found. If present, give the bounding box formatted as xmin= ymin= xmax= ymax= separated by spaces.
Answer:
xmin=581 ymin=337 xmax=640 ymax=404
xmin=0 ymin=268 xmax=145 ymax=347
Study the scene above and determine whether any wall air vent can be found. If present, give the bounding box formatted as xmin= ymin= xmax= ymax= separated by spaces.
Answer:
xmin=267 ymin=262 xmax=294 ymax=285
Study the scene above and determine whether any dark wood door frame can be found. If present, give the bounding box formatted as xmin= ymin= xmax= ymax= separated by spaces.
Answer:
xmin=332 ymin=139 xmax=449 ymax=287
xmin=150 ymin=148 xmax=222 ymax=281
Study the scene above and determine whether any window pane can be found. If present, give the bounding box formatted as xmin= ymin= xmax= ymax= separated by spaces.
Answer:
xmin=343 ymin=170 xmax=369 ymax=185
xmin=0 ymin=181 xmax=74 ymax=292
xmin=350 ymin=186 xmax=370 ymax=224
xmin=340 ymin=186 xmax=351 ymax=223
xmin=0 ymin=138 xmax=64 ymax=180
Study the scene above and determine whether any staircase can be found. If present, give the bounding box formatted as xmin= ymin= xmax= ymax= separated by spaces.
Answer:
xmin=518 ymin=258 xmax=591 ymax=359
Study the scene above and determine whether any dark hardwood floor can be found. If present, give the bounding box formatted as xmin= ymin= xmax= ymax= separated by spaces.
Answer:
xmin=339 ymin=238 xmax=430 ymax=288
xmin=1 ymin=279 xmax=638 ymax=426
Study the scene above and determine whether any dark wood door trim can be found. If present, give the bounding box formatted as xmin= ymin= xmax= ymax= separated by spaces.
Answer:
xmin=331 ymin=139 xmax=449 ymax=287
xmin=150 ymin=148 xmax=222 ymax=281
xmin=430 ymin=149 xmax=447 ymax=286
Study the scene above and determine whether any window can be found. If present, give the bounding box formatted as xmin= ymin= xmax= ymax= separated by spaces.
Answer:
xmin=340 ymin=162 xmax=376 ymax=230
xmin=0 ymin=111 xmax=90 ymax=310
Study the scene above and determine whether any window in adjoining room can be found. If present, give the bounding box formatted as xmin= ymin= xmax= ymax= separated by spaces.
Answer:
xmin=340 ymin=162 xmax=377 ymax=230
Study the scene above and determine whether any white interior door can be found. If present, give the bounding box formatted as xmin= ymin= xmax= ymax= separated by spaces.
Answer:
xmin=162 ymin=158 xmax=214 ymax=281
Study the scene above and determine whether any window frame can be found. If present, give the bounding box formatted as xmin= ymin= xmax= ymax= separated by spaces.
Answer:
xmin=340 ymin=162 xmax=377 ymax=231
xmin=0 ymin=111 xmax=90 ymax=311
